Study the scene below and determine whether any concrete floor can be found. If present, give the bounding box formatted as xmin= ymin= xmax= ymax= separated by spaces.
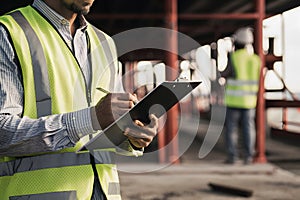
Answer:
xmin=118 ymin=163 xmax=299 ymax=200
xmin=117 ymin=116 xmax=300 ymax=200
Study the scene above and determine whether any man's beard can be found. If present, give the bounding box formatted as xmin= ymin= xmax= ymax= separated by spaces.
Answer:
xmin=68 ymin=3 xmax=91 ymax=15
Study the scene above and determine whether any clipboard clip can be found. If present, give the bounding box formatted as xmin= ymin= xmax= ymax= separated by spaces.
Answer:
xmin=175 ymin=76 xmax=189 ymax=82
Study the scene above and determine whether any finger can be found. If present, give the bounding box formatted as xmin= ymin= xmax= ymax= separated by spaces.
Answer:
xmin=111 ymin=100 xmax=132 ymax=109
xmin=128 ymin=137 xmax=148 ymax=148
xmin=124 ymin=129 xmax=148 ymax=140
xmin=129 ymin=121 xmax=157 ymax=137
xmin=133 ymin=93 xmax=137 ymax=99
xmin=129 ymin=101 xmax=135 ymax=108
xmin=148 ymin=114 xmax=159 ymax=128
xmin=134 ymin=120 xmax=144 ymax=127
xmin=111 ymin=93 xmax=136 ymax=101
xmin=131 ymin=93 xmax=138 ymax=105
xmin=124 ymin=128 xmax=152 ymax=142
xmin=129 ymin=93 xmax=138 ymax=108
xmin=111 ymin=93 xmax=129 ymax=99
xmin=111 ymin=93 xmax=137 ymax=108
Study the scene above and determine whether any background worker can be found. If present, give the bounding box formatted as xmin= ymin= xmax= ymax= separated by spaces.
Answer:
xmin=0 ymin=0 xmax=158 ymax=199
xmin=221 ymin=27 xmax=261 ymax=165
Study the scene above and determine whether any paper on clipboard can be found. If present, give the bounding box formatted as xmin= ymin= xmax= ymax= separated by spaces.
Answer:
xmin=78 ymin=80 xmax=201 ymax=151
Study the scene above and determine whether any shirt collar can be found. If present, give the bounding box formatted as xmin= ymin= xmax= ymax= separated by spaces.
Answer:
xmin=32 ymin=0 xmax=88 ymax=32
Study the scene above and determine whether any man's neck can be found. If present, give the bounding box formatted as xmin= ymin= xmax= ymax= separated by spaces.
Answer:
xmin=43 ymin=0 xmax=78 ymax=35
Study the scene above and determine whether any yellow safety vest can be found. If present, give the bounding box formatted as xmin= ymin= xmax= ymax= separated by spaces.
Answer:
xmin=225 ymin=49 xmax=261 ymax=109
xmin=0 ymin=6 xmax=121 ymax=200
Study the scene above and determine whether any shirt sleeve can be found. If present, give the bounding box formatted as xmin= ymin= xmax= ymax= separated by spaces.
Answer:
xmin=221 ymin=52 xmax=236 ymax=79
xmin=0 ymin=25 xmax=94 ymax=157
xmin=116 ymin=140 xmax=144 ymax=157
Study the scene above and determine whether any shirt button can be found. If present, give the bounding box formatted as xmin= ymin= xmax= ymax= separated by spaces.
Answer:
xmin=61 ymin=19 xmax=68 ymax=25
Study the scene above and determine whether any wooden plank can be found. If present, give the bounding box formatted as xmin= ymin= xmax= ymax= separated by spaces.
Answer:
xmin=208 ymin=182 xmax=253 ymax=197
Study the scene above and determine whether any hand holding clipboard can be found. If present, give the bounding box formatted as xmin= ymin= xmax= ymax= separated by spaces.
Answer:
xmin=78 ymin=80 xmax=201 ymax=151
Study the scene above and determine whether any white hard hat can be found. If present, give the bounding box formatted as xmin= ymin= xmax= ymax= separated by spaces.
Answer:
xmin=233 ymin=27 xmax=254 ymax=45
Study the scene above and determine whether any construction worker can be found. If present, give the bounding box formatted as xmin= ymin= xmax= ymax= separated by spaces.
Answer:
xmin=0 ymin=0 xmax=158 ymax=199
xmin=221 ymin=27 xmax=261 ymax=164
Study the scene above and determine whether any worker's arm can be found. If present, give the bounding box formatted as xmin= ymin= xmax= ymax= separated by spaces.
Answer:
xmin=220 ymin=52 xmax=235 ymax=78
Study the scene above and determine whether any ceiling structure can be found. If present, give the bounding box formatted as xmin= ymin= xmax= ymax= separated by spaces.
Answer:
xmin=1 ymin=0 xmax=300 ymax=61
xmin=88 ymin=0 xmax=300 ymax=44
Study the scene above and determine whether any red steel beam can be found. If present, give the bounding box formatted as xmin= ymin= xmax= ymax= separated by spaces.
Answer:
xmin=164 ymin=0 xmax=180 ymax=164
xmin=265 ymin=100 xmax=300 ymax=108
xmin=180 ymin=13 xmax=259 ymax=20
xmin=88 ymin=13 xmax=260 ymax=20
xmin=254 ymin=0 xmax=267 ymax=163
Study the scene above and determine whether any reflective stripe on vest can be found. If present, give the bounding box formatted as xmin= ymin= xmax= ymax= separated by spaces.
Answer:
xmin=0 ymin=6 xmax=121 ymax=200
xmin=225 ymin=49 xmax=260 ymax=109
xmin=226 ymin=79 xmax=258 ymax=96
xmin=0 ymin=155 xmax=120 ymax=200
xmin=227 ymin=79 xmax=258 ymax=87
xmin=0 ymin=151 xmax=114 ymax=177
xmin=10 ymin=11 xmax=51 ymax=118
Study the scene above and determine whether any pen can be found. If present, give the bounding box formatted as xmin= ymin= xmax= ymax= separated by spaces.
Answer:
xmin=96 ymin=87 xmax=138 ymax=105
xmin=96 ymin=87 xmax=110 ymax=94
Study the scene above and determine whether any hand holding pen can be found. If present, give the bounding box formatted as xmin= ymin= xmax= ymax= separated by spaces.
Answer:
xmin=97 ymin=87 xmax=138 ymax=105
xmin=95 ymin=88 xmax=139 ymax=129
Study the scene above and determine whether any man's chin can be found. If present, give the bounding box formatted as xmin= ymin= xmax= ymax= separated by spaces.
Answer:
xmin=80 ymin=8 xmax=90 ymax=15
xmin=74 ymin=6 xmax=91 ymax=15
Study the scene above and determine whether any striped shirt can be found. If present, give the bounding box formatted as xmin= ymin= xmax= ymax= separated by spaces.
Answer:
xmin=0 ymin=0 xmax=97 ymax=156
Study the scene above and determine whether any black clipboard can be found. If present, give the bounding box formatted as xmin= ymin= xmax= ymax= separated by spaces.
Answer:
xmin=78 ymin=80 xmax=201 ymax=151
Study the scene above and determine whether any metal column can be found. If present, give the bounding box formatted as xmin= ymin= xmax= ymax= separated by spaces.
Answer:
xmin=164 ymin=0 xmax=180 ymax=164
xmin=254 ymin=0 xmax=267 ymax=163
